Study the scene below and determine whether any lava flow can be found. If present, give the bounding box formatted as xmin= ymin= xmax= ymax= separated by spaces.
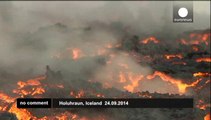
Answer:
xmin=196 ymin=57 xmax=211 ymax=63
xmin=147 ymin=71 xmax=202 ymax=94
xmin=180 ymin=32 xmax=210 ymax=45
xmin=204 ymin=113 xmax=210 ymax=120
xmin=193 ymin=72 xmax=211 ymax=77
xmin=140 ymin=36 xmax=160 ymax=44
xmin=164 ymin=54 xmax=183 ymax=60
xmin=0 ymin=21 xmax=210 ymax=120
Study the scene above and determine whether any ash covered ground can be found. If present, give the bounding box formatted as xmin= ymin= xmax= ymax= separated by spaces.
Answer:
xmin=0 ymin=1 xmax=210 ymax=120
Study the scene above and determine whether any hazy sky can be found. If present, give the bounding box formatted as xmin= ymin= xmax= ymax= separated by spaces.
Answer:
xmin=1 ymin=1 xmax=210 ymax=32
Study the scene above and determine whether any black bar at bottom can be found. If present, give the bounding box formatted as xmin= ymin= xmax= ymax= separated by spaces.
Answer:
xmin=17 ymin=98 xmax=51 ymax=108
xmin=53 ymin=98 xmax=193 ymax=108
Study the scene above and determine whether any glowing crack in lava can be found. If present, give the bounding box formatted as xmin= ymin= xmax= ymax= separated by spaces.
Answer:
xmin=164 ymin=54 xmax=183 ymax=60
xmin=196 ymin=57 xmax=211 ymax=63
xmin=146 ymin=71 xmax=201 ymax=94
xmin=13 ymin=76 xmax=46 ymax=97
xmin=193 ymin=72 xmax=211 ymax=77
xmin=140 ymin=36 xmax=160 ymax=44
xmin=0 ymin=93 xmax=15 ymax=103
xmin=120 ymin=72 xmax=144 ymax=92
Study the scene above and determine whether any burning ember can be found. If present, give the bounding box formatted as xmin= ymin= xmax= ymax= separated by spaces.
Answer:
xmin=71 ymin=48 xmax=82 ymax=60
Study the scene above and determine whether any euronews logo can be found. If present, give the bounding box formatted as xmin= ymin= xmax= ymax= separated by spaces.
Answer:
xmin=178 ymin=7 xmax=188 ymax=18
xmin=173 ymin=2 xmax=193 ymax=23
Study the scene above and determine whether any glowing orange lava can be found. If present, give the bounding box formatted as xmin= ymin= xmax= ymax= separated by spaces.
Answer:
xmin=196 ymin=58 xmax=211 ymax=63
xmin=193 ymin=72 xmax=211 ymax=77
xmin=72 ymin=48 xmax=82 ymax=60
xmin=70 ymin=90 xmax=85 ymax=98
xmin=122 ymin=72 xmax=144 ymax=92
xmin=9 ymin=103 xmax=33 ymax=120
xmin=140 ymin=36 xmax=159 ymax=44
xmin=204 ymin=113 xmax=210 ymax=120
xmin=31 ymin=87 xmax=45 ymax=96
xmin=0 ymin=92 xmax=15 ymax=103
xmin=147 ymin=71 xmax=201 ymax=94
xmin=180 ymin=33 xmax=210 ymax=45
xmin=164 ymin=54 xmax=183 ymax=60
xmin=12 ymin=76 xmax=46 ymax=97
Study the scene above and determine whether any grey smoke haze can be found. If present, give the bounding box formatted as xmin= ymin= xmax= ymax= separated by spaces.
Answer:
xmin=1 ymin=1 xmax=210 ymax=32
xmin=0 ymin=1 xmax=210 ymax=80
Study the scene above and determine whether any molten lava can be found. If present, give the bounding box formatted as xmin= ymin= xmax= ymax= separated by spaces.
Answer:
xmin=12 ymin=76 xmax=46 ymax=97
xmin=204 ymin=113 xmax=210 ymax=120
xmin=196 ymin=99 xmax=211 ymax=110
xmin=164 ymin=54 xmax=183 ymax=60
xmin=140 ymin=36 xmax=160 ymax=44
xmin=55 ymin=112 xmax=78 ymax=120
xmin=180 ymin=33 xmax=210 ymax=45
xmin=196 ymin=58 xmax=211 ymax=63
xmin=31 ymin=87 xmax=45 ymax=96
xmin=193 ymin=72 xmax=211 ymax=77
xmin=120 ymin=72 xmax=144 ymax=92
xmin=70 ymin=90 xmax=85 ymax=98
xmin=0 ymin=92 xmax=15 ymax=103
xmin=72 ymin=48 xmax=82 ymax=60
xmin=147 ymin=71 xmax=201 ymax=94
xmin=9 ymin=103 xmax=32 ymax=120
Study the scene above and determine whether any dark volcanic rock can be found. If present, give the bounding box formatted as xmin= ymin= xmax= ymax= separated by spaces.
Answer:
xmin=0 ymin=112 xmax=17 ymax=120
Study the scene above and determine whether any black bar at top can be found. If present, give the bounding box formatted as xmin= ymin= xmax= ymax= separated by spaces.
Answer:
xmin=53 ymin=98 xmax=193 ymax=108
